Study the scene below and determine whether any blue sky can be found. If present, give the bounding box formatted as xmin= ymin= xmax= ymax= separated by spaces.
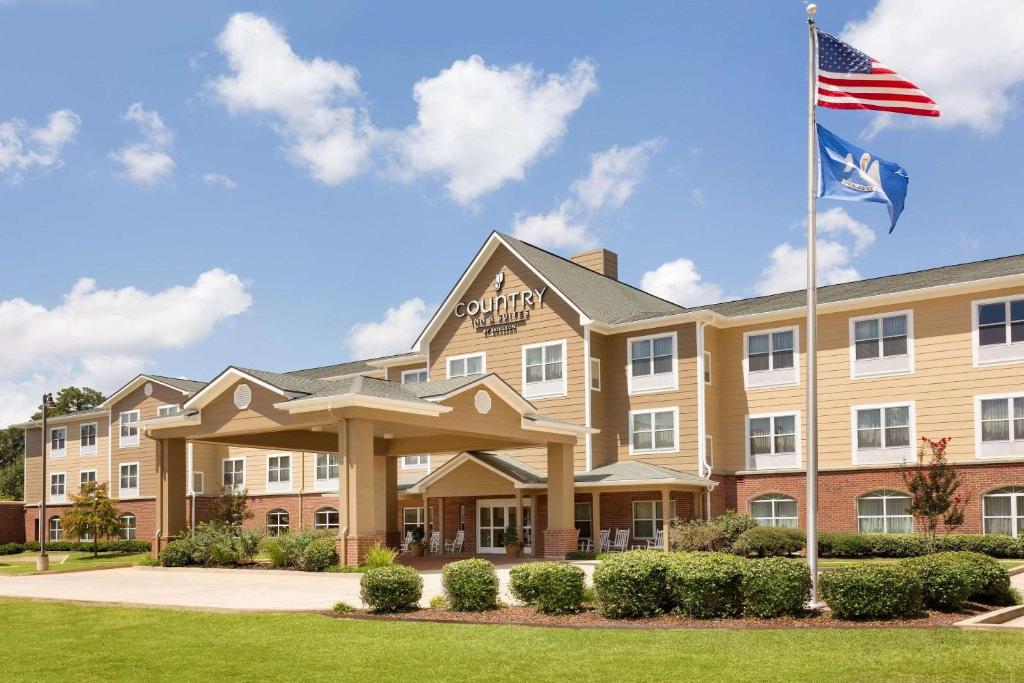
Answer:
xmin=2 ymin=0 xmax=1023 ymax=423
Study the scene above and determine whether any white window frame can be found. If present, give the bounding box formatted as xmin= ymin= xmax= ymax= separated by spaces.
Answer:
xmin=120 ymin=513 xmax=137 ymax=540
xmin=973 ymin=294 xmax=1024 ymax=367
xmin=446 ymin=352 xmax=486 ymax=379
xmin=119 ymin=462 xmax=140 ymax=499
xmin=157 ymin=404 xmax=180 ymax=417
xmin=49 ymin=472 xmax=66 ymax=503
xmin=49 ymin=427 xmax=67 ymax=458
xmin=401 ymin=455 xmax=431 ymax=470
xmin=314 ymin=452 xmax=340 ymax=491
xmin=749 ymin=494 xmax=798 ymax=528
xmin=79 ymin=469 xmax=97 ymax=487
xmin=192 ymin=471 xmax=204 ymax=495
xmin=401 ymin=367 xmax=429 ymax=384
xmin=849 ymin=310 xmax=915 ymax=379
xmin=314 ymin=507 xmax=340 ymax=531
xmin=266 ymin=453 xmax=292 ymax=493
xmin=851 ymin=402 xmax=916 ymax=466
xmin=403 ymin=506 xmax=434 ymax=536
xmin=982 ymin=487 xmax=1024 ymax=537
xmin=857 ymin=490 xmax=913 ymax=534
xmin=631 ymin=500 xmax=678 ymax=540
xmin=119 ymin=410 xmax=140 ymax=448
xmin=745 ymin=411 xmax=801 ymax=470
xmin=628 ymin=407 xmax=680 ymax=456
xmin=743 ymin=326 xmax=799 ymax=390
xmin=626 ymin=331 xmax=679 ymax=395
xmin=266 ymin=508 xmax=290 ymax=536
xmin=975 ymin=392 xmax=1024 ymax=459
xmin=521 ymin=339 xmax=568 ymax=399
xmin=590 ymin=357 xmax=601 ymax=391
xmin=703 ymin=351 xmax=712 ymax=385
xmin=222 ymin=457 xmax=245 ymax=492
xmin=48 ymin=516 xmax=62 ymax=542
xmin=79 ymin=422 xmax=98 ymax=456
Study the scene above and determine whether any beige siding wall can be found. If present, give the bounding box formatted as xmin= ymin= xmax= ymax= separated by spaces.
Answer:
xmin=384 ymin=362 xmax=429 ymax=383
xmin=23 ymin=415 xmax=111 ymax=505
xmin=111 ymin=382 xmax=190 ymax=500
xmin=707 ymin=284 xmax=1024 ymax=473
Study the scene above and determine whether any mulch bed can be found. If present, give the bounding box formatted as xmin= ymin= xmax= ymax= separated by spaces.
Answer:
xmin=329 ymin=605 xmax=979 ymax=630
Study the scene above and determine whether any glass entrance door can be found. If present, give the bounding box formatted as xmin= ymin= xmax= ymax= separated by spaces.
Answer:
xmin=476 ymin=500 xmax=533 ymax=554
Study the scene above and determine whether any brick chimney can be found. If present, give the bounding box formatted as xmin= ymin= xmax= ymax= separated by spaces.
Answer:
xmin=570 ymin=248 xmax=618 ymax=280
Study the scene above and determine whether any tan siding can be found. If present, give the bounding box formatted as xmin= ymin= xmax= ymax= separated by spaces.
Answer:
xmin=385 ymin=362 xmax=429 ymax=383
xmin=111 ymin=382 xmax=190 ymax=500
xmin=22 ymin=415 xmax=111 ymax=505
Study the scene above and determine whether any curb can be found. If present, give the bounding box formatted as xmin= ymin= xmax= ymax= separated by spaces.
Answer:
xmin=955 ymin=604 xmax=1024 ymax=630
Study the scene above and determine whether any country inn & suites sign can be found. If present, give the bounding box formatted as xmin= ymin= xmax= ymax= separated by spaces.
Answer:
xmin=453 ymin=270 xmax=547 ymax=337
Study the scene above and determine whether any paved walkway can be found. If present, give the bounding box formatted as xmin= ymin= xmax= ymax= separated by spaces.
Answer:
xmin=0 ymin=563 xmax=597 ymax=612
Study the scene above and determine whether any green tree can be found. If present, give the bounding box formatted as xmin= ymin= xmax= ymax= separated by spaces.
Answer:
xmin=61 ymin=482 xmax=123 ymax=557
xmin=31 ymin=386 xmax=106 ymax=420
xmin=0 ymin=427 xmax=26 ymax=500
xmin=210 ymin=487 xmax=254 ymax=529
xmin=902 ymin=436 xmax=968 ymax=549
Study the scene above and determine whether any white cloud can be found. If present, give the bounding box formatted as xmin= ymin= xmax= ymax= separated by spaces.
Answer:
xmin=842 ymin=0 xmax=1024 ymax=134
xmin=640 ymin=258 xmax=724 ymax=308
xmin=394 ymin=56 xmax=598 ymax=205
xmin=202 ymin=173 xmax=238 ymax=189
xmin=109 ymin=102 xmax=175 ymax=185
xmin=0 ymin=269 xmax=252 ymax=426
xmin=0 ymin=108 xmax=80 ymax=182
xmin=754 ymin=208 xmax=876 ymax=295
xmin=512 ymin=139 xmax=661 ymax=251
xmin=344 ymin=298 xmax=430 ymax=359
xmin=690 ymin=188 xmax=706 ymax=207
xmin=211 ymin=12 xmax=373 ymax=185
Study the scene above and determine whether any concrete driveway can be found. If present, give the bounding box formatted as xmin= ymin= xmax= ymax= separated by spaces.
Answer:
xmin=0 ymin=562 xmax=597 ymax=612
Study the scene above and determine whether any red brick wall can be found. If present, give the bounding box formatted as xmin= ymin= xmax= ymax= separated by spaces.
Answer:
xmin=242 ymin=493 xmax=341 ymax=534
xmin=24 ymin=499 xmax=156 ymax=542
xmin=713 ymin=461 xmax=1024 ymax=533
xmin=0 ymin=502 xmax=25 ymax=543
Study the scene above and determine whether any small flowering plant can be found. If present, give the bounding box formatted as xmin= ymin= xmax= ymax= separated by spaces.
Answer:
xmin=901 ymin=436 xmax=969 ymax=549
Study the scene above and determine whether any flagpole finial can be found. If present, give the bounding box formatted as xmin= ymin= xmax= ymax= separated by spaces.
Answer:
xmin=807 ymin=4 xmax=817 ymax=16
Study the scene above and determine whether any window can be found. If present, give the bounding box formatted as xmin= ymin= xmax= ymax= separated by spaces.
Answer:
xmin=522 ymin=340 xmax=566 ymax=398
xmin=119 ymin=463 xmax=139 ymax=498
xmin=746 ymin=413 xmax=800 ymax=470
xmin=48 ymin=516 xmax=62 ymax=542
xmin=976 ymin=394 xmax=1024 ymax=459
xmin=590 ymin=357 xmax=601 ymax=391
xmin=974 ymin=296 xmax=1024 ymax=365
xmin=401 ymin=367 xmax=429 ymax=384
xmin=266 ymin=509 xmax=289 ymax=536
xmin=750 ymin=494 xmax=798 ymax=527
xmin=314 ymin=507 xmax=340 ymax=531
xmin=120 ymin=513 xmax=137 ymax=540
xmin=982 ymin=487 xmax=1024 ymax=537
xmin=850 ymin=311 xmax=913 ymax=378
xmin=857 ymin=490 xmax=912 ymax=533
xmin=401 ymin=455 xmax=430 ymax=469
xmin=192 ymin=471 xmax=204 ymax=495
xmin=119 ymin=410 xmax=140 ymax=447
xmin=703 ymin=351 xmax=712 ymax=385
xmin=50 ymin=427 xmax=66 ymax=457
xmin=632 ymin=500 xmax=677 ymax=540
xmin=267 ymin=454 xmax=291 ymax=492
xmin=744 ymin=327 xmax=798 ymax=389
xmin=574 ymin=502 xmax=592 ymax=540
xmin=447 ymin=353 xmax=485 ymax=378
xmin=223 ymin=458 xmax=244 ymax=491
xmin=80 ymin=470 xmax=96 ymax=487
xmin=403 ymin=507 xmax=433 ymax=536
xmin=627 ymin=332 xmax=678 ymax=394
xmin=315 ymin=453 xmax=340 ymax=490
xmin=853 ymin=403 xmax=915 ymax=465
xmin=157 ymin=404 xmax=180 ymax=417
xmin=50 ymin=473 xmax=66 ymax=502
xmin=629 ymin=408 xmax=678 ymax=454
xmin=80 ymin=423 xmax=97 ymax=456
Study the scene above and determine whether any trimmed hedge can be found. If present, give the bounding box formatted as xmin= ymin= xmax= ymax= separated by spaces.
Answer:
xmin=740 ymin=557 xmax=811 ymax=618
xmin=508 ymin=562 xmax=585 ymax=615
xmin=159 ymin=539 xmax=192 ymax=567
xmin=16 ymin=540 xmax=152 ymax=554
xmin=935 ymin=534 xmax=1024 ymax=559
xmin=667 ymin=552 xmax=745 ymax=618
xmin=821 ymin=563 xmax=923 ymax=620
xmin=818 ymin=532 xmax=1024 ymax=559
xmin=733 ymin=527 xmax=805 ymax=558
xmin=948 ymin=551 xmax=1017 ymax=606
xmin=904 ymin=552 xmax=981 ymax=612
xmin=301 ymin=537 xmax=337 ymax=572
xmin=509 ymin=563 xmax=545 ymax=605
xmin=0 ymin=542 xmax=26 ymax=555
xmin=442 ymin=558 xmax=499 ymax=612
xmin=593 ymin=551 xmax=680 ymax=618
xmin=360 ymin=565 xmax=422 ymax=613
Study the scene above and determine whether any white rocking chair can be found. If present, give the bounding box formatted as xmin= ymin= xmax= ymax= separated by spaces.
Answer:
xmin=609 ymin=528 xmax=629 ymax=552
xmin=444 ymin=529 xmax=465 ymax=554
xmin=598 ymin=529 xmax=611 ymax=553
xmin=428 ymin=530 xmax=441 ymax=554
xmin=399 ymin=531 xmax=413 ymax=554
xmin=635 ymin=528 xmax=665 ymax=550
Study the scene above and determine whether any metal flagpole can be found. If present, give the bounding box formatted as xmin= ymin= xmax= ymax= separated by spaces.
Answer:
xmin=805 ymin=4 xmax=822 ymax=607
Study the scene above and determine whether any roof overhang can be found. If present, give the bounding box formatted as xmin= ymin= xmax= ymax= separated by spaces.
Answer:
xmin=406 ymin=452 xmax=545 ymax=494
xmin=576 ymin=476 xmax=718 ymax=490
xmin=183 ymin=367 xmax=301 ymax=411
xmin=422 ymin=374 xmax=536 ymax=414
xmin=139 ymin=411 xmax=202 ymax=432
xmin=273 ymin=393 xmax=451 ymax=417
xmin=101 ymin=374 xmax=195 ymax=409
xmin=368 ymin=353 xmax=427 ymax=369
xmin=13 ymin=409 xmax=110 ymax=430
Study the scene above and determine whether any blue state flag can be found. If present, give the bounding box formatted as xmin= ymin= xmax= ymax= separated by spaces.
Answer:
xmin=817 ymin=124 xmax=909 ymax=232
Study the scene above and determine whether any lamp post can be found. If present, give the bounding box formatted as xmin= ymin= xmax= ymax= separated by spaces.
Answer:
xmin=37 ymin=393 xmax=54 ymax=572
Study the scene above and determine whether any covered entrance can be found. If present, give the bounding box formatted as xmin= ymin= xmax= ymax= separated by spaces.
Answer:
xmin=476 ymin=498 xmax=532 ymax=554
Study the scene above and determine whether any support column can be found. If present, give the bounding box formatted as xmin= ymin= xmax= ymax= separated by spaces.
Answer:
xmin=154 ymin=438 xmax=187 ymax=558
xmin=527 ymin=494 xmax=536 ymax=555
xmin=338 ymin=419 xmax=385 ymax=566
xmin=693 ymin=490 xmax=703 ymax=522
xmin=515 ymin=491 xmax=524 ymax=552
xmin=544 ymin=442 xmax=578 ymax=558
xmin=439 ymin=497 xmax=446 ymax=555
xmin=423 ymin=493 xmax=431 ymax=555
xmin=592 ymin=491 xmax=601 ymax=552
xmin=662 ymin=488 xmax=671 ymax=552
xmin=385 ymin=457 xmax=399 ymax=548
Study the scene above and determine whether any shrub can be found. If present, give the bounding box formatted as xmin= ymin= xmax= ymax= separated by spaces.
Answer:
xmin=302 ymin=537 xmax=337 ymax=572
xmin=818 ymin=532 xmax=1024 ymax=559
xmin=566 ymin=550 xmax=597 ymax=560
xmin=170 ymin=522 xmax=262 ymax=567
xmin=904 ymin=552 xmax=982 ymax=611
xmin=360 ymin=565 xmax=422 ymax=613
xmin=442 ymin=558 xmax=499 ymax=612
xmin=820 ymin=563 xmax=923 ymax=620
xmin=135 ymin=554 xmax=159 ymax=567
xmin=935 ymin=534 xmax=1024 ymax=558
xmin=429 ymin=595 xmax=448 ymax=609
xmin=262 ymin=531 xmax=317 ymax=568
xmin=593 ymin=550 xmax=680 ymax=618
xmin=741 ymin=557 xmax=811 ymax=618
xmin=332 ymin=601 xmax=356 ymax=614
xmin=7 ymin=540 xmax=151 ymax=555
xmin=733 ymin=527 xmax=805 ymax=558
xmin=945 ymin=551 xmax=1016 ymax=606
xmin=667 ymin=552 xmax=745 ymax=618
xmin=0 ymin=542 xmax=25 ymax=555
xmin=509 ymin=563 xmax=544 ymax=605
xmin=523 ymin=562 xmax=586 ymax=615
xmin=159 ymin=539 xmax=192 ymax=567
xmin=669 ymin=510 xmax=756 ymax=552
xmin=362 ymin=542 xmax=398 ymax=568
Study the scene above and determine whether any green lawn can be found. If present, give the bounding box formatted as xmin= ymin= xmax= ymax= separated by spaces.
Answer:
xmin=0 ymin=599 xmax=1022 ymax=682
xmin=0 ymin=551 xmax=147 ymax=575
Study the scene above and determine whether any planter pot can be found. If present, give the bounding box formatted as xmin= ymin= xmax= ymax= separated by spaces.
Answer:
xmin=410 ymin=541 xmax=424 ymax=557
xmin=505 ymin=543 xmax=522 ymax=559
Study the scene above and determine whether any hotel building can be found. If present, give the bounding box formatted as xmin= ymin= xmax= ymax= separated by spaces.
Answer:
xmin=16 ymin=231 xmax=1024 ymax=563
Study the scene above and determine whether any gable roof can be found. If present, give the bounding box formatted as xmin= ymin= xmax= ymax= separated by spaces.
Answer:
xmin=101 ymin=374 xmax=206 ymax=409
xmin=284 ymin=351 xmax=420 ymax=380
xmin=13 ymin=405 xmax=109 ymax=430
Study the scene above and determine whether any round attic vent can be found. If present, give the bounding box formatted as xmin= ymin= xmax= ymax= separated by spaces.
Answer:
xmin=143 ymin=382 xmax=153 ymax=397
xmin=474 ymin=389 xmax=492 ymax=415
xmin=233 ymin=384 xmax=252 ymax=410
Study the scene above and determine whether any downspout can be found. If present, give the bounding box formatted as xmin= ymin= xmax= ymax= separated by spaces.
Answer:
xmin=298 ymin=447 xmax=305 ymax=531
xmin=329 ymin=408 xmax=349 ymax=556
xmin=187 ymin=442 xmax=195 ymax=531
xmin=696 ymin=321 xmax=712 ymax=519
xmin=583 ymin=324 xmax=593 ymax=471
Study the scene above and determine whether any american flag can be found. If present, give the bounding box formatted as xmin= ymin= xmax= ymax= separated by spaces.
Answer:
xmin=816 ymin=29 xmax=939 ymax=117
